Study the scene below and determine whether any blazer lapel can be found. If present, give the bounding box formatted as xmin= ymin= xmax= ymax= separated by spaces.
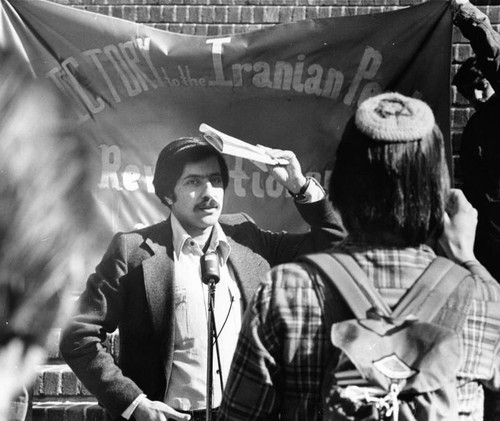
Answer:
xmin=227 ymin=240 xmax=269 ymax=307
xmin=141 ymin=221 xmax=175 ymax=360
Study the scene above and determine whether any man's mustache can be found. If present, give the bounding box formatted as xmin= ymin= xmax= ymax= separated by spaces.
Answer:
xmin=196 ymin=197 xmax=220 ymax=210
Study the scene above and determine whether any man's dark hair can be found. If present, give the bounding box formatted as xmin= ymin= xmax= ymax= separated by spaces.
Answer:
xmin=453 ymin=56 xmax=486 ymax=100
xmin=153 ymin=136 xmax=229 ymax=207
xmin=329 ymin=117 xmax=450 ymax=247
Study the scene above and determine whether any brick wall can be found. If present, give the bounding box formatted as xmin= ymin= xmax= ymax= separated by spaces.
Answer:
xmin=48 ymin=0 xmax=499 ymax=187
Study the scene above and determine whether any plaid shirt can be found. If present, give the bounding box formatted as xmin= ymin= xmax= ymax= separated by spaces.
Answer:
xmin=218 ymin=242 xmax=500 ymax=421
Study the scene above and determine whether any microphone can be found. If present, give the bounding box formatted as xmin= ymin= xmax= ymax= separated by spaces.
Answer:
xmin=201 ymin=252 xmax=220 ymax=285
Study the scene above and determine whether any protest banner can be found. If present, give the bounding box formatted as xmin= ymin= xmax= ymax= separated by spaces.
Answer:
xmin=0 ymin=0 xmax=452 ymax=260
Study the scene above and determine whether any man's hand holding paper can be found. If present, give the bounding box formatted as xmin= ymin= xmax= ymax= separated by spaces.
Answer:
xmin=199 ymin=123 xmax=321 ymax=199
xmin=254 ymin=144 xmax=308 ymax=196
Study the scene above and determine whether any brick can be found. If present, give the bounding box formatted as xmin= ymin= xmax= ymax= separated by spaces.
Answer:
xmin=263 ymin=6 xmax=281 ymax=23
xmin=279 ymin=6 xmax=294 ymax=22
xmin=194 ymin=23 xmax=209 ymax=34
xmin=135 ymin=5 xmax=150 ymax=22
xmin=243 ymin=23 xmax=266 ymax=32
xmin=65 ymin=404 xmax=87 ymax=421
xmin=241 ymin=6 xmax=255 ymax=23
xmin=43 ymin=369 xmax=62 ymax=396
xmin=166 ymin=23 xmax=184 ymax=32
xmin=453 ymin=44 xmax=474 ymax=62
xmin=175 ymin=5 xmax=189 ymax=22
xmin=160 ymin=5 xmax=176 ymax=21
xmin=222 ymin=24 xmax=239 ymax=34
xmin=110 ymin=5 xmax=124 ymax=19
xmin=215 ymin=5 xmax=228 ymax=22
xmin=343 ymin=6 xmax=358 ymax=16
xmin=187 ymin=5 xmax=203 ymax=22
xmin=452 ymin=108 xmax=473 ymax=129
xmin=488 ymin=7 xmax=500 ymax=24
xmin=228 ymin=6 xmax=242 ymax=23
xmin=86 ymin=404 xmax=107 ymax=421
xmin=33 ymin=372 xmax=44 ymax=397
xmin=149 ymin=5 xmax=162 ymax=22
xmin=61 ymin=369 xmax=80 ymax=395
xmin=122 ymin=5 xmax=138 ymax=21
xmin=200 ymin=5 xmax=215 ymax=22
xmin=317 ymin=6 xmax=333 ymax=18
xmin=207 ymin=24 xmax=222 ymax=35
xmin=182 ymin=23 xmax=198 ymax=34
xmin=292 ymin=6 xmax=306 ymax=20
xmin=357 ymin=6 xmax=371 ymax=14
xmin=154 ymin=23 xmax=168 ymax=30
xmin=306 ymin=6 xmax=319 ymax=20
xmin=41 ymin=405 xmax=65 ymax=421
xmin=330 ymin=7 xmax=345 ymax=17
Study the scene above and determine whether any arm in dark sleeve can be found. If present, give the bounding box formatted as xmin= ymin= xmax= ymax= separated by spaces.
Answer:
xmin=460 ymin=117 xmax=482 ymax=209
xmin=295 ymin=196 xmax=346 ymax=251
xmin=242 ymin=197 xmax=346 ymax=268
xmin=59 ymin=233 xmax=143 ymax=419
xmin=454 ymin=2 xmax=500 ymax=91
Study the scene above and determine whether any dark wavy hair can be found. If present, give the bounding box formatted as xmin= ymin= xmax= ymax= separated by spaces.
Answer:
xmin=329 ymin=117 xmax=450 ymax=247
xmin=153 ymin=136 xmax=229 ymax=207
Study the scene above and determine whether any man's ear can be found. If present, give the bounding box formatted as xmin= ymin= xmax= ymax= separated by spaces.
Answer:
xmin=164 ymin=195 xmax=174 ymax=206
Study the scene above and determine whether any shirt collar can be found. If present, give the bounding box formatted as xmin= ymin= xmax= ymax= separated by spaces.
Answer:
xmin=170 ymin=213 xmax=231 ymax=264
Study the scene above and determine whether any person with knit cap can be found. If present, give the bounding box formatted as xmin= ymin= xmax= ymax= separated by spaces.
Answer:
xmin=218 ymin=92 xmax=500 ymax=421
xmin=60 ymin=134 xmax=346 ymax=421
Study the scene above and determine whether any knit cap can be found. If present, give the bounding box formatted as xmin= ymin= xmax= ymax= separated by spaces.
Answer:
xmin=354 ymin=92 xmax=435 ymax=142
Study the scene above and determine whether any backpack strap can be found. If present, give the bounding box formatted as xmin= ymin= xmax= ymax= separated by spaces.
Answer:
xmin=298 ymin=253 xmax=471 ymax=325
xmin=297 ymin=252 xmax=390 ymax=319
xmin=392 ymin=256 xmax=471 ymax=322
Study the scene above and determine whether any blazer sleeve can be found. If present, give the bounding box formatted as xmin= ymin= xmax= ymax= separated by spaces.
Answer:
xmin=230 ymin=198 xmax=345 ymax=268
xmin=59 ymin=232 xmax=144 ymax=419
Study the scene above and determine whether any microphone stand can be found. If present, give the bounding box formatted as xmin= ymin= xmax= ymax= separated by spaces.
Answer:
xmin=206 ymin=278 xmax=216 ymax=421
xmin=201 ymin=252 xmax=223 ymax=421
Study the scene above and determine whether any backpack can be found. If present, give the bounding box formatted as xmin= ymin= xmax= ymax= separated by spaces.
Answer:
xmin=297 ymin=252 xmax=473 ymax=421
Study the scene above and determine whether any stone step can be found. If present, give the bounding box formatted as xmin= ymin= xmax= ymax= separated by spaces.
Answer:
xmin=32 ymin=398 xmax=106 ymax=421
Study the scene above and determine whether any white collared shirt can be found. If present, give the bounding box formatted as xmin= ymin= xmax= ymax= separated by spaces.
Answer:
xmin=165 ymin=213 xmax=242 ymax=411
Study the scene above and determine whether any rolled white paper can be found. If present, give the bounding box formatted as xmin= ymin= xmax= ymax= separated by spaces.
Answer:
xmin=199 ymin=123 xmax=288 ymax=166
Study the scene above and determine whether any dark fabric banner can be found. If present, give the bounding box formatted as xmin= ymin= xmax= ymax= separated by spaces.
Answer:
xmin=0 ymin=0 xmax=452 ymax=247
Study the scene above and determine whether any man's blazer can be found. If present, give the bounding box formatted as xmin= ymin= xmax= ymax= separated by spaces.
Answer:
xmin=60 ymin=199 xmax=345 ymax=419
